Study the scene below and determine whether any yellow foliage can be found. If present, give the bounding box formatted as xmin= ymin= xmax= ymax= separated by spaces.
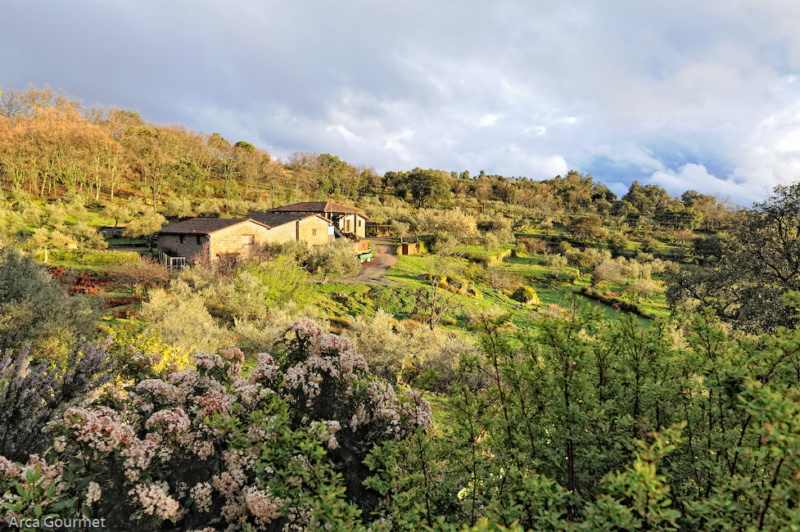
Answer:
xmin=112 ymin=328 xmax=194 ymax=374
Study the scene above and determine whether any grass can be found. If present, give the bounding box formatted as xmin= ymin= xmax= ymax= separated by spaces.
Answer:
xmin=64 ymin=211 xmax=116 ymax=227
xmin=385 ymin=250 xmax=671 ymax=327
xmin=40 ymin=250 xmax=141 ymax=273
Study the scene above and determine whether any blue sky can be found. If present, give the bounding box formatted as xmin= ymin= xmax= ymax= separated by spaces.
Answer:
xmin=3 ymin=0 xmax=800 ymax=205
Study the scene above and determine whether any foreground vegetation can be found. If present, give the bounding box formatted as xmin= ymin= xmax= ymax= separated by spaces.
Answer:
xmin=4 ymin=264 xmax=800 ymax=529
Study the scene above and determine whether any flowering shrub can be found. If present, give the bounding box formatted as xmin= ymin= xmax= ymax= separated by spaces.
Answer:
xmin=0 ymin=319 xmax=432 ymax=531
xmin=0 ymin=341 xmax=115 ymax=462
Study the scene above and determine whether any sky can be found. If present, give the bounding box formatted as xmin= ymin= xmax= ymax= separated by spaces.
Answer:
xmin=3 ymin=0 xmax=800 ymax=206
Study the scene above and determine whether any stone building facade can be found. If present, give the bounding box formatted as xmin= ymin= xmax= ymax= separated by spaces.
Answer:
xmin=266 ymin=202 xmax=369 ymax=239
xmin=158 ymin=214 xmax=332 ymax=268
xmin=248 ymin=213 xmax=333 ymax=247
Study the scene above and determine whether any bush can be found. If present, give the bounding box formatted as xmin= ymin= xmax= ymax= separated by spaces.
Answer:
xmin=511 ymin=285 xmax=540 ymax=304
xmin=139 ymin=285 xmax=230 ymax=354
xmin=464 ymin=252 xmax=490 ymax=267
xmin=41 ymin=250 xmax=141 ymax=267
xmin=112 ymin=257 xmax=170 ymax=292
xmin=542 ymin=254 xmax=568 ymax=269
xmin=0 ymin=247 xmax=97 ymax=362
xmin=640 ymin=237 xmax=659 ymax=253
xmin=262 ymin=239 xmax=310 ymax=263
xmin=520 ymin=237 xmax=549 ymax=255
xmin=0 ymin=341 xmax=114 ymax=462
xmin=308 ymin=240 xmax=361 ymax=281
xmin=0 ymin=320 xmax=432 ymax=530
xmin=573 ymin=286 xmax=653 ymax=317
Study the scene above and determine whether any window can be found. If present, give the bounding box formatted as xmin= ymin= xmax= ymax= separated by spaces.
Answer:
xmin=358 ymin=219 xmax=362 ymax=227
xmin=179 ymin=235 xmax=186 ymax=244
xmin=243 ymin=234 xmax=255 ymax=245
xmin=312 ymin=229 xmax=317 ymax=236
xmin=168 ymin=257 xmax=186 ymax=270
xmin=196 ymin=236 xmax=202 ymax=245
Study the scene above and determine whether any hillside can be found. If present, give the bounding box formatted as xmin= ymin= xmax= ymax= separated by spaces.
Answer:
xmin=3 ymin=86 xmax=800 ymax=530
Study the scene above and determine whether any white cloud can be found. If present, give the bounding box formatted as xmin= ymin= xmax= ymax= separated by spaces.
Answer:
xmin=4 ymin=0 xmax=800 ymax=202
xmin=651 ymin=164 xmax=766 ymax=205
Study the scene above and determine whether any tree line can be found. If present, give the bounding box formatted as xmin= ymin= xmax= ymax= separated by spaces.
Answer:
xmin=1 ymin=86 xmax=736 ymax=234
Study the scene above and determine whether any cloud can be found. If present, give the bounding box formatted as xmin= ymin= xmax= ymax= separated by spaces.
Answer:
xmin=3 ymin=0 xmax=800 ymax=204
xmin=650 ymin=164 xmax=751 ymax=203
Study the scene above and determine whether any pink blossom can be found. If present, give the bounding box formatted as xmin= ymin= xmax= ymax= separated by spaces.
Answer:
xmin=244 ymin=486 xmax=284 ymax=526
xmin=248 ymin=353 xmax=279 ymax=384
xmin=194 ymin=390 xmax=233 ymax=418
xmin=145 ymin=408 xmax=191 ymax=436
xmin=132 ymin=481 xmax=180 ymax=519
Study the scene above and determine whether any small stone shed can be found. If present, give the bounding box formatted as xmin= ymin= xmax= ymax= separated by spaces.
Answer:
xmin=400 ymin=242 xmax=420 ymax=255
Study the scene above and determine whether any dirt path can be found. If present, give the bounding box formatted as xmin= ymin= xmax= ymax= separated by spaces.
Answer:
xmin=337 ymin=237 xmax=401 ymax=285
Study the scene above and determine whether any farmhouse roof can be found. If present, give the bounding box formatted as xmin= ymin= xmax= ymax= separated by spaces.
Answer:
xmin=268 ymin=201 xmax=364 ymax=215
xmin=159 ymin=218 xmax=263 ymax=235
xmin=247 ymin=212 xmax=330 ymax=228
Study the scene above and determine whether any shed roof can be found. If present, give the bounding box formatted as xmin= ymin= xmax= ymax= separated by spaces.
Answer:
xmin=268 ymin=201 xmax=364 ymax=215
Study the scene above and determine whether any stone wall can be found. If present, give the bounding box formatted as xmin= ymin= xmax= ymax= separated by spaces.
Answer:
xmin=158 ymin=234 xmax=209 ymax=264
xmin=262 ymin=216 xmax=331 ymax=247
xmin=297 ymin=216 xmax=333 ymax=246
xmin=207 ymin=221 xmax=273 ymax=259
xmin=159 ymin=217 xmax=333 ymax=266
xmin=336 ymin=214 xmax=367 ymax=238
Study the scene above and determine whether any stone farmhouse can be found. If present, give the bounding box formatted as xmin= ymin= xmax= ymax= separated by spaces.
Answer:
xmin=157 ymin=213 xmax=331 ymax=269
xmin=267 ymin=202 xmax=369 ymax=239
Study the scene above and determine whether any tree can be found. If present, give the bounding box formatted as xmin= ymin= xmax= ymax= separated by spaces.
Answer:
xmin=591 ymin=259 xmax=624 ymax=287
xmin=691 ymin=235 xmax=728 ymax=263
xmin=607 ymin=232 xmax=629 ymax=255
xmin=403 ymin=168 xmax=451 ymax=207
xmin=640 ymin=236 xmax=659 ymax=253
xmin=568 ymin=215 xmax=607 ymax=243
xmin=308 ymin=240 xmax=361 ymax=282
xmin=0 ymin=247 xmax=97 ymax=361
xmin=103 ymin=202 xmax=133 ymax=227
xmin=314 ymin=153 xmax=356 ymax=196
xmin=123 ymin=210 xmax=166 ymax=238
xmin=417 ymin=239 xmax=464 ymax=329
xmin=667 ymin=182 xmax=800 ymax=333
xmin=26 ymin=228 xmax=77 ymax=263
